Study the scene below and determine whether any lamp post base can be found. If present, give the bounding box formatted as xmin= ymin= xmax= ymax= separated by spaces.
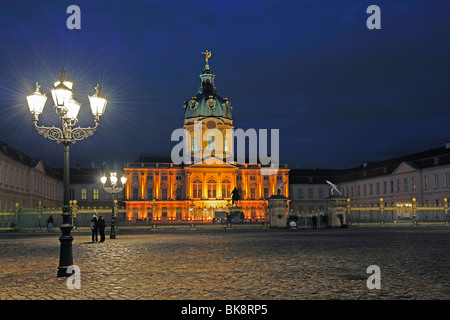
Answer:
xmin=57 ymin=206 xmax=74 ymax=277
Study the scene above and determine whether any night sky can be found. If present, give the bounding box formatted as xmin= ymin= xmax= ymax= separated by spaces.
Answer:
xmin=1 ymin=0 xmax=450 ymax=170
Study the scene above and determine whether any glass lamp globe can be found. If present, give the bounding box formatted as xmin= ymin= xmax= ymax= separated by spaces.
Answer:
xmin=88 ymin=84 xmax=107 ymax=117
xmin=66 ymin=98 xmax=81 ymax=120
xmin=27 ymin=82 xmax=47 ymax=115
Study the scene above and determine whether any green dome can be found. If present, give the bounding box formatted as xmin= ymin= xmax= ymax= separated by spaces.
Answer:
xmin=183 ymin=67 xmax=233 ymax=120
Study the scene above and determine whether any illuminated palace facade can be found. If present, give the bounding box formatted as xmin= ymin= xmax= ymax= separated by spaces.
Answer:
xmin=123 ymin=56 xmax=289 ymax=222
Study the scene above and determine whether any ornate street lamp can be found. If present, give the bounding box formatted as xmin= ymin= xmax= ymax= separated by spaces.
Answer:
xmin=26 ymin=68 xmax=107 ymax=277
xmin=100 ymin=172 xmax=127 ymax=239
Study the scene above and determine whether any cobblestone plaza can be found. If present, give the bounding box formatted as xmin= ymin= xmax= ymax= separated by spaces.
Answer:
xmin=0 ymin=226 xmax=449 ymax=300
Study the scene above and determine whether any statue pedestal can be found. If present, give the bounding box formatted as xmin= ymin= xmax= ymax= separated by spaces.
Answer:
xmin=268 ymin=194 xmax=288 ymax=228
xmin=326 ymin=195 xmax=348 ymax=228
xmin=229 ymin=206 xmax=244 ymax=223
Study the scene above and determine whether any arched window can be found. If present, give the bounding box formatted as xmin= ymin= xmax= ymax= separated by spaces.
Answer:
xmin=222 ymin=179 xmax=231 ymax=198
xmin=207 ymin=178 xmax=217 ymax=198
xmin=193 ymin=179 xmax=202 ymax=198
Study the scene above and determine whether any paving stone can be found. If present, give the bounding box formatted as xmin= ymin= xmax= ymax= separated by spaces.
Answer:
xmin=0 ymin=226 xmax=449 ymax=299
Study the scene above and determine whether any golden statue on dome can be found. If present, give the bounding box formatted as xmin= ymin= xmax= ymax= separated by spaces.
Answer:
xmin=202 ymin=50 xmax=212 ymax=68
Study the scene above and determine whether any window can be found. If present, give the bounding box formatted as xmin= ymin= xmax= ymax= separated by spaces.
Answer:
xmin=357 ymin=185 xmax=360 ymax=197
xmin=376 ymin=183 xmax=380 ymax=195
xmin=176 ymin=207 xmax=182 ymax=220
xmin=207 ymin=135 xmax=215 ymax=151
xmin=249 ymin=187 xmax=255 ymax=199
xmin=383 ymin=181 xmax=387 ymax=194
xmin=11 ymin=168 xmax=14 ymax=187
xmin=81 ymin=188 xmax=87 ymax=200
xmin=433 ymin=174 xmax=439 ymax=189
xmin=69 ymin=188 xmax=75 ymax=200
xmin=350 ymin=186 xmax=354 ymax=197
xmin=411 ymin=176 xmax=416 ymax=190
xmin=396 ymin=179 xmax=400 ymax=192
xmin=207 ymin=178 xmax=217 ymax=198
xmin=5 ymin=165 xmax=8 ymax=185
xmin=176 ymin=186 xmax=183 ymax=200
xmin=162 ymin=207 xmax=168 ymax=221
xmin=319 ymin=187 xmax=324 ymax=199
xmin=222 ymin=179 xmax=231 ymax=198
xmin=390 ymin=180 xmax=394 ymax=193
xmin=363 ymin=184 xmax=367 ymax=196
xmin=161 ymin=187 xmax=167 ymax=200
xmin=193 ymin=179 xmax=202 ymax=198
xmin=264 ymin=187 xmax=269 ymax=199
xmin=423 ymin=175 xmax=428 ymax=190
xmin=297 ymin=188 xmax=303 ymax=199
xmin=192 ymin=135 xmax=199 ymax=152
xmin=161 ymin=175 xmax=168 ymax=181
xmin=147 ymin=174 xmax=153 ymax=181
xmin=308 ymin=188 xmax=314 ymax=199
xmin=369 ymin=184 xmax=373 ymax=195
xmin=147 ymin=188 xmax=153 ymax=200
xmin=132 ymin=188 xmax=138 ymax=200
xmin=93 ymin=188 xmax=99 ymax=200
xmin=263 ymin=176 xmax=269 ymax=181
xmin=445 ymin=173 xmax=450 ymax=188
xmin=0 ymin=160 xmax=2 ymax=183
xmin=132 ymin=173 xmax=138 ymax=184
xmin=250 ymin=176 xmax=256 ymax=181
xmin=403 ymin=178 xmax=408 ymax=192
xmin=176 ymin=175 xmax=182 ymax=181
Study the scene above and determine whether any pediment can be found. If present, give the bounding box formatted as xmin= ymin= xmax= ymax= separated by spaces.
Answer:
xmin=391 ymin=161 xmax=418 ymax=175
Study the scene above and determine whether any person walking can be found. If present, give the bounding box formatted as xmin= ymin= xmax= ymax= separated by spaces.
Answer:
xmin=90 ymin=215 xmax=98 ymax=243
xmin=311 ymin=215 xmax=317 ymax=229
xmin=97 ymin=215 xmax=106 ymax=242
xmin=47 ymin=215 xmax=54 ymax=232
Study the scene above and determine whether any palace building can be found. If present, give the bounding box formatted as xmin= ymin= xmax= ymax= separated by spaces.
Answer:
xmin=123 ymin=53 xmax=289 ymax=222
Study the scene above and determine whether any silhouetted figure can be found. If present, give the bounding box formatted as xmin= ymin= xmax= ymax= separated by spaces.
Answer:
xmin=90 ymin=215 xmax=98 ymax=242
xmin=97 ymin=215 xmax=106 ymax=242
xmin=47 ymin=215 xmax=54 ymax=232
xmin=231 ymin=187 xmax=240 ymax=206
xmin=311 ymin=215 xmax=317 ymax=229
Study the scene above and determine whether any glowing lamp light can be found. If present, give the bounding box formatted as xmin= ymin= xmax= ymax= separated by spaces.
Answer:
xmin=27 ymin=82 xmax=47 ymax=115
xmin=110 ymin=173 xmax=118 ymax=185
xmin=66 ymin=98 xmax=81 ymax=120
xmin=89 ymin=84 xmax=107 ymax=117
xmin=54 ymin=79 xmax=74 ymax=91
xmin=51 ymin=81 xmax=73 ymax=107
xmin=121 ymin=176 xmax=127 ymax=185
xmin=100 ymin=176 xmax=107 ymax=184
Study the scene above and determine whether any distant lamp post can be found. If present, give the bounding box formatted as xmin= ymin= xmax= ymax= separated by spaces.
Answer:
xmin=101 ymin=172 xmax=127 ymax=239
xmin=26 ymin=68 xmax=107 ymax=277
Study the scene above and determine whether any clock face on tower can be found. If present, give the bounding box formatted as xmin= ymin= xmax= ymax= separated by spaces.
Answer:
xmin=207 ymin=121 xmax=216 ymax=129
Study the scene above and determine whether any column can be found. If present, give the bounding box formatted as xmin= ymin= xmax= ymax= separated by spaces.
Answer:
xmin=154 ymin=172 xmax=160 ymax=200
xmin=186 ymin=170 xmax=192 ymax=199
xmin=217 ymin=172 xmax=222 ymax=199
xmin=141 ymin=172 xmax=147 ymax=200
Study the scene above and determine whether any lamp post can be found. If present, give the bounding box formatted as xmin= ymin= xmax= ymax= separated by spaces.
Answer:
xmin=26 ymin=68 xmax=107 ymax=277
xmin=101 ymin=172 xmax=127 ymax=239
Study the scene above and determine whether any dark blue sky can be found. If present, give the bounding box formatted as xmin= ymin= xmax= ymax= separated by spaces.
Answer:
xmin=1 ymin=0 xmax=450 ymax=170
